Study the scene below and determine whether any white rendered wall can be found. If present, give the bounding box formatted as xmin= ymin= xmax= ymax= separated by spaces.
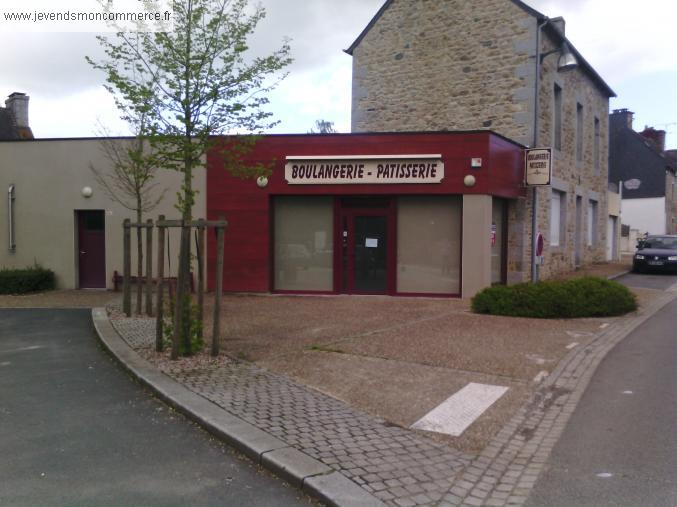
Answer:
xmin=621 ymin=197 xmax=667 ymax=235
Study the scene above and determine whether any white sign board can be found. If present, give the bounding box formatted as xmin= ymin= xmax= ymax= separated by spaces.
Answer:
xmin=285 ymin=155 xmax=444 ymax=185
xmin=525 ymin=148 xmax=552 ymax=186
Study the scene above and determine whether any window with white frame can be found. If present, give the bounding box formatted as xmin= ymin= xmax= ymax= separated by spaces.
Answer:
xmin=587 ymin=200 xmax=598 ymax=246
xmin=550 ymin=190 xmax=565 ymax=247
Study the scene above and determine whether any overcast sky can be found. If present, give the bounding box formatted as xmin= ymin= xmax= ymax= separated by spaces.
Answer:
xmin=1 ymin=0 xmax=676 ymax=148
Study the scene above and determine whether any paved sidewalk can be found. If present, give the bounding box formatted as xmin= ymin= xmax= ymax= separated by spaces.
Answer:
xmin=95 ymin=283 xmax=677 ymax=507
xmin=107 ymin=308 xmax=472 ymax=506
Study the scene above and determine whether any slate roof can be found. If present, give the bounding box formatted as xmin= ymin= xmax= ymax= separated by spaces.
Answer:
xmin=609 ymin=116 xmax=671 ymax=199
xmin=344 ymin=0 xmax=615 ymax=98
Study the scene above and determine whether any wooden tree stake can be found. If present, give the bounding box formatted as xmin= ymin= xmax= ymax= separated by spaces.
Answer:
xmin=155 ymin=215 xmax=165 ymax=352
xmin=122 ymin=219 xmax=131 ymax=317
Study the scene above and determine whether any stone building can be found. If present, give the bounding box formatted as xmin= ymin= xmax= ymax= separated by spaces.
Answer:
xmin=0 ymin=92 xmax=34 ymax=140
xmin=609 ymin=109 xmax=677 ymax=236
xmin=347 ymin=0 xmax=616 ymax=281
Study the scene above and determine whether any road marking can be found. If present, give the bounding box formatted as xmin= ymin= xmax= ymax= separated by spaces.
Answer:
xmin=599 ymin=323 xmax=610 ymax=329
xmin=0 ymin=345 xmax=44 ymax=355
xmin=622 ymin=390 xmax=634 ymax=395
xmin=566 ymin=331 xmax=594 ymax=339
xmin=596 ymin=472 xmax=614 ymax=478
xmin=533 ymin=371 xmax=549 ymax=384
xmin=1 ymin=362 xmax=10 ymax=367
xmin=566 ymin=342 xmax=579 ymax=350
xmin=411 ymin=383 xmax=509 ymax=437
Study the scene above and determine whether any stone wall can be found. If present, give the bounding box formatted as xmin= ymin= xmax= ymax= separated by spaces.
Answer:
xmin=350 ymin=0 xmax=611 ymax=282
xmin=351 ymin=0 xmax=536 ymax=146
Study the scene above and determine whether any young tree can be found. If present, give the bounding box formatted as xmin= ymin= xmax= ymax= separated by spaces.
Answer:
xmin=88 ymin=0 xmax=291 ymax=357
xmin=309 ymin=119 xmax=337 ymax=134
xmin=90 ymin=117 xmax=167 ymax=316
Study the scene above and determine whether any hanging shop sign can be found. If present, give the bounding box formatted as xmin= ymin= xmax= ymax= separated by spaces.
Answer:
xmin=525 ymin=148 xmax=552 ymax=186
xmin=285 ymin=155 xmax=444 ymax=185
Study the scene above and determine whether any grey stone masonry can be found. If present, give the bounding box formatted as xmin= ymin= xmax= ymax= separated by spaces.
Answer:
xmin=350 ymin=0 xmax=614 ymax=283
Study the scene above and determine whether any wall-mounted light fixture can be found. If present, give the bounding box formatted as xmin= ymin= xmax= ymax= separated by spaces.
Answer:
xmin=81 ymin=186 xmax=93 ymax=198
xmin=256 ymin=176 xmax=269 ymax=188
xmin=463 ymin=174 xmax=477 ymax=187
xmin=529 ymin=18 xmax=579 ymax=282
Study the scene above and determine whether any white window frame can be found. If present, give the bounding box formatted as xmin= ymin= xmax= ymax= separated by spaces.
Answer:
xmin=550 ymin=190 xmax=565 ymax=247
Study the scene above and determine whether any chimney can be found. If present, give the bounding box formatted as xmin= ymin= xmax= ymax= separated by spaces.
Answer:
xmin=639 ymin=127 xmax=666 ymax=152
xmin=610 ymin=108 xmax=634 ymax=130
xmin=550 ymin=17 xmax=566 ymax=37
xmin=5 ymin=92 xmax=33 ymax=139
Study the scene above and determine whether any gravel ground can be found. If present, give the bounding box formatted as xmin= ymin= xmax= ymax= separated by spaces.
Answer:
xmin=3 ymin=261 xmax=645 ymax=455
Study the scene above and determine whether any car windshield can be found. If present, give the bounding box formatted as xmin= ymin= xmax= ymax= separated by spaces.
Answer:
xmin=643 ymin=237 xmax=677 ymax=250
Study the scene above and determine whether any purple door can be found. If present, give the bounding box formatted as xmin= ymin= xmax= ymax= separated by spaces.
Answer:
xmin=77 ymin=210 xmax=106 ymax=288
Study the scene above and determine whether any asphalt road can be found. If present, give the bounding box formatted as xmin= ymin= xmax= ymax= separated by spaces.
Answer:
xmin=0 ymin=309 xmax=316 ymax=507
xmin=526 ymin=273 xmax=677 ymax=506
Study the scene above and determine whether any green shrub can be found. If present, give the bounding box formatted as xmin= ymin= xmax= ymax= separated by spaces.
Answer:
xmin=471 ymin=277 xmax=637 ymax=318
xmin=0 ymin=265 xmax=56 ymax=295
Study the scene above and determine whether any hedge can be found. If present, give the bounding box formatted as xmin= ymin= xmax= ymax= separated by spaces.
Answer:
xmin=471 ymin=277 xmax=637 ymax=318
xmin=0 ymin=265 xmax=56 ymax=295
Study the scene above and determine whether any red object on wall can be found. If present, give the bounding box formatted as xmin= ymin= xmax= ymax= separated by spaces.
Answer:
xmin=207 ymin=131 xmax=525 ymax=293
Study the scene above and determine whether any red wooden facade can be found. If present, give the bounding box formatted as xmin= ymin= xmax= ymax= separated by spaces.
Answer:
xmin=207 ymin=131 xmax=525 ymax=293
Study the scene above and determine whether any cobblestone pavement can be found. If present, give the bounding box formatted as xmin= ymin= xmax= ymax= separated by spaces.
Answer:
xmin=110 ymin=310 xmax=473 ymax=506
xmin=438 ymin=289 xmax=677 ymax=507
xmin=108 ymin=287 xmax=676 ymax=507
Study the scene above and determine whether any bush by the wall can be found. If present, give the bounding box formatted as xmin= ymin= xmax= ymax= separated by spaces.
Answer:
xmin=471 ymin=277 xmax=637 ymax=318
xmin=0 ymin=265 xmax=56 ymax=295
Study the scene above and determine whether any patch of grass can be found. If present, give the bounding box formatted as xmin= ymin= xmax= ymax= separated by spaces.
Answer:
xmin=471 ymin=276 xmax=637 ymax=318
xmin=305 ymin=344 xmax=345 ymax=354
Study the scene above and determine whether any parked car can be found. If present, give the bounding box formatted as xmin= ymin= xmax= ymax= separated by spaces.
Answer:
xmin=632 ymin=235 xmax=677 ymax=273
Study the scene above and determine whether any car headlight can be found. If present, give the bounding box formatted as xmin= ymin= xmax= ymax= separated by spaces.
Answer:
xmin=668 ymin=256 xmax=677 ymax=261
xmin=635 ymin=254 xmax=645 ymax=260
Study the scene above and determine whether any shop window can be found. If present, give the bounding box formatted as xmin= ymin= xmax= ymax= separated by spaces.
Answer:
xmin=550 ymin=190 xmax=566 ymax=247
xmin=396 ymin=196 xmax=461 ymax=294
xmin=587 ymin=199 xmax=598 ymax=246
xmin=274 ymin=196 xmax=333 ymax=291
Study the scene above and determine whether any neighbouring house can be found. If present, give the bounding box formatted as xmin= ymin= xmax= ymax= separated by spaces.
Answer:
xmin=0 ymin=93 xmax=206 ymax=289
xmin=347 ymin=0 xmax=616 ymax=281
xmin=0 ymin=92 xmax=34 ymax=140
xmin=609 ymin=109 xmax=677 ymax=239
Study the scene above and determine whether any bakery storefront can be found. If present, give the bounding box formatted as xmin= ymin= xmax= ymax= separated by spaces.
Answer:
xmin=208 ymin=132 xmax=525 ymax=298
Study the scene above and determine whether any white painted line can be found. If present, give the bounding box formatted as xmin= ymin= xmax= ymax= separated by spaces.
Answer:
xmin=0 ymin=345 xmax=44 ymax=355
xmin=533 ymin=370 xmax=549 ymax=384
xmin=599 ymin=323 xmax=610 ymax=329
xmin=411 ymin=383 xmax=509 ymax=437
xmin=622 ymin=390 xmax=634 ymax=395
xmin=596 ymin=472 xmax=614 ymax=478
xmin=566 ymin=342 xmax=579 ymax=350
xmin=566 ymin=331 xmax=594 ymax=339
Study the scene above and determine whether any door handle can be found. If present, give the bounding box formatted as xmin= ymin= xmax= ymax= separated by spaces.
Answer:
xmin=80 ymin=251 xmax=86 ymax=254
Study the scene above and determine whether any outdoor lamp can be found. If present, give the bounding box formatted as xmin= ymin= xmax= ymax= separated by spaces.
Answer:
xmin=530 ymin=19 xmax=579 ymax=283
xmin=557 ymin=42 xmax=578 ymax=72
